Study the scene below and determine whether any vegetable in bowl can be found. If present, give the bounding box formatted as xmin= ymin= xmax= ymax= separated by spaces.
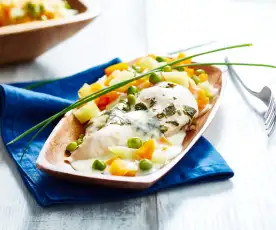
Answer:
xmin=0 ymin=0 xmax=77 ymax=27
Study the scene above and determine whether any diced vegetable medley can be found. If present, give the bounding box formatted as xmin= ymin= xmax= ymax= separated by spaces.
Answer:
xmin=67 ymin=53 xmax=219 ymax=177
xmin=0 ymin=0 xmax=77 ymax=27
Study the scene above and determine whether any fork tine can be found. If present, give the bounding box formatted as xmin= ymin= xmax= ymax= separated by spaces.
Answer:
xmin=266 ymin=107 xmax=276 ymax=130
xmin=265 ymin=98 xmax=275 ymax=125
xmin=264 ymin=96 xmax=274 ymax=120
xmin=267 ymin=116 xmax=276 ymax=136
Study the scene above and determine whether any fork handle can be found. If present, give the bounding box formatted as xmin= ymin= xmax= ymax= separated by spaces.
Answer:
xmin=225 ymin=57 xmax=259 ymax=98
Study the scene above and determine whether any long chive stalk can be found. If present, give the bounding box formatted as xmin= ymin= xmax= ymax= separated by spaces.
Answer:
xmin=24 ymin=79 xmax=58 ymax=90
xmin=8 ymin=43 xmax=253 ymax=149
xmin=174 ymin=62 xmax=276 ymax=69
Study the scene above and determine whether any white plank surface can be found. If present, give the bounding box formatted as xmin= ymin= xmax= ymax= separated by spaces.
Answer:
xmin=1 ymin=0 xmax=276 ymax=230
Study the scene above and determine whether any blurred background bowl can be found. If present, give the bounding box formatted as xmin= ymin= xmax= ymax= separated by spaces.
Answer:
xmin=0 ymin=0 xmax=99 ymax=66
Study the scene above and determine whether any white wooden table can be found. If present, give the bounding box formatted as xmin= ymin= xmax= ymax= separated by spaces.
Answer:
xmin=1 ymin=0 xmax=276 ymax=229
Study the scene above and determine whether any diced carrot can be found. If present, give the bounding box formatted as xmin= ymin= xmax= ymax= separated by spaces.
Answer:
xmin=109 ymin=159 xmax=129 ymax=176
xmin=135 ymin=139 xmax=155 ymax=160
xmin=105 ymin=157 xmax=121 ymax=166
xmin=136 ymin=80 xmax=152 ymax=90
xmin=125 ymin=170 xmax=137 ymax=177
xmin=104 ymin=63 xmax=128 ymax=76
xmin=159 ymin=136 xmax=172 ymax=146
xmin=95 ymin=91 xmax=121 ymax=110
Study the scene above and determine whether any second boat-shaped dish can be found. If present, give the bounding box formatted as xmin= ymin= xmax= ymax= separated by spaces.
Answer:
xmin=36 ymin=54 xmax=225 ymax=189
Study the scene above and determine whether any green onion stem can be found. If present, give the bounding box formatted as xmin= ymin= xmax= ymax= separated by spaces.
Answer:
xmin=174 ymin=62 xmax=276 ymax=69
xmin=8 ymin=43 xmax=253 ymax=148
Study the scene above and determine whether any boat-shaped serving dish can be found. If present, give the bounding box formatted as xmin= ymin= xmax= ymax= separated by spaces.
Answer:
xmin=0 ymin=0 xmax=99 ymax=65
xmin=36 ymin=59 xmax=225 ymax=189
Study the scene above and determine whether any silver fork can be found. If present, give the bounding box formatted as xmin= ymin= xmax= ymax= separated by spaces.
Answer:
xmin=225 ymin=57 xmax=276 ymax=136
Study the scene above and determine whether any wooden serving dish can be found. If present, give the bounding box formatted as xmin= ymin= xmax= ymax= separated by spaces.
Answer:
xmin=0 ymin=0 xmax=99 ymax=66
xmin=36 ymin=63 xmax=225 ymax=189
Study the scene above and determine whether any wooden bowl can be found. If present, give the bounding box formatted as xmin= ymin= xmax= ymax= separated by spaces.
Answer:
xmin=0 ymin=0 xmax=99 ymax=66
xmin=36 ymin=63 xmax=225 ymax=189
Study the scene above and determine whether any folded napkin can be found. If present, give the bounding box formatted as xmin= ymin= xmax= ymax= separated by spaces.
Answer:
xmin=0 ymin=58 xmax=234 ymax=206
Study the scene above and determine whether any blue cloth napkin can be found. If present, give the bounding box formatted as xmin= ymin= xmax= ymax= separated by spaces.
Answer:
xmin=0 ymin=58 xmax=234 ymax=206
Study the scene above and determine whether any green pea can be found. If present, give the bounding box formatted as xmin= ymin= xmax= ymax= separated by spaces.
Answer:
xmin=195 ymin=69 xmax=205 ymax=76
xmin=163 ymin=65 xmax=172 ymax=72
xmin=139 ymin=159 xmax=153 ymax=171
xmin=127 ymin=86 xmax=138 ymax=95
xmin=127 ymin=94 xmax=136 ymax=105
xmin=192 ymin=76 xmax=200 ymax=85
xmin=156 ymin=56 xmax=165 ymax=63
xmin=127 ymin=137 xmax=143 ymax=149
xmin=92 ymin=160 xmax=106 ymax=171
xmin=149 ymin=72 xmax=162 ymax=84
xmin=66 ymin=141 xmax=78 ymax=152
xmin=176 ymin=66 xmax=184 ymax=72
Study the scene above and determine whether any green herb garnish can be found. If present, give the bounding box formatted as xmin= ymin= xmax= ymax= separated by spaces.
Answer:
xmin=164 ymin=104 xmax=176 ymax=116
xmin=183 ymin=106 xmax=197 ymax=118
xmin=135 ymin=102 xmax=148 ymax=111
xmin=165 ymin=121 xmax=179 ymax=126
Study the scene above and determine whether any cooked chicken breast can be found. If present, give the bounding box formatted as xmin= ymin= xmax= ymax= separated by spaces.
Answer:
xmin=70 ymin=82 xmax=198 ymax=161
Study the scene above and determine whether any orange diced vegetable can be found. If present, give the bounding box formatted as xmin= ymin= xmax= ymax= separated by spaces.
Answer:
xmin=159 ymin=136 xmax=172 ymax=146
xmin=135 ymin=139 xmax=155 ymax=160
xmin=184 ymin=67 xmax=194 ymax=77
xmin=105 ymin=157 xmax=121 ymax=166
xmin=125 ymin=170 xmax=137 ymax=177
xmin=109 ymin=159 xmax=129 ymax=176
xmin=104 ymin=74 xmax=115 ymax=86
xmin=90 ymin=82 xmax=103 ymax=92
xmin=197 ymin=89 xmax=209 ymax=110
xmin=136 ymin=80 xmax=152 ymax=90
xmin=104 ymin=63 xmax=128 ymax=76
xmin=95 ymin=91 xmax=121 ymax=110
xmin=198 ymin=73 xmax=208 ymax=82
xmin=177 ymin=52 xmax=192 ymax=64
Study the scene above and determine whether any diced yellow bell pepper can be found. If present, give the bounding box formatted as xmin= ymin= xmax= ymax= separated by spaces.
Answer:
xmin=109 ymin=159 xmax=129 ymax=176
xmin=135 ymin=139 xmax=155 ymax=160
xmin=104 ymin=63 xmax=129 ymax=76
xmin=198 ymin=73 xmax=208 ymax=82
xmin=184 ymin=67 xmax=195 ymax=77
xmin=177 ymin=52 xmax=192 ymax=64
xmin=90 ymin=82 xmax=103 ymax=92
xmin=197 ymin=89 xmax=209 ymax=110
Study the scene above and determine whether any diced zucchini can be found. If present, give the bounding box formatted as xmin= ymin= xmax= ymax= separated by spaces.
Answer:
xmin=73 ymin=101 xmax=100 ymax=124
xmin=152 ymin=150 xmax=167 ymax=164
xmin=162 ymin=72 xmax=189 ymax=87
xmin=109 ymin=70 xmax=135 ymax=85
xmin=78 ymin=83 xmax=93 ymax=98
xmin=137 ymin=57 xmax=159 ymax=70
xmin=108 ymin=146 xmax=136 ymax=159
